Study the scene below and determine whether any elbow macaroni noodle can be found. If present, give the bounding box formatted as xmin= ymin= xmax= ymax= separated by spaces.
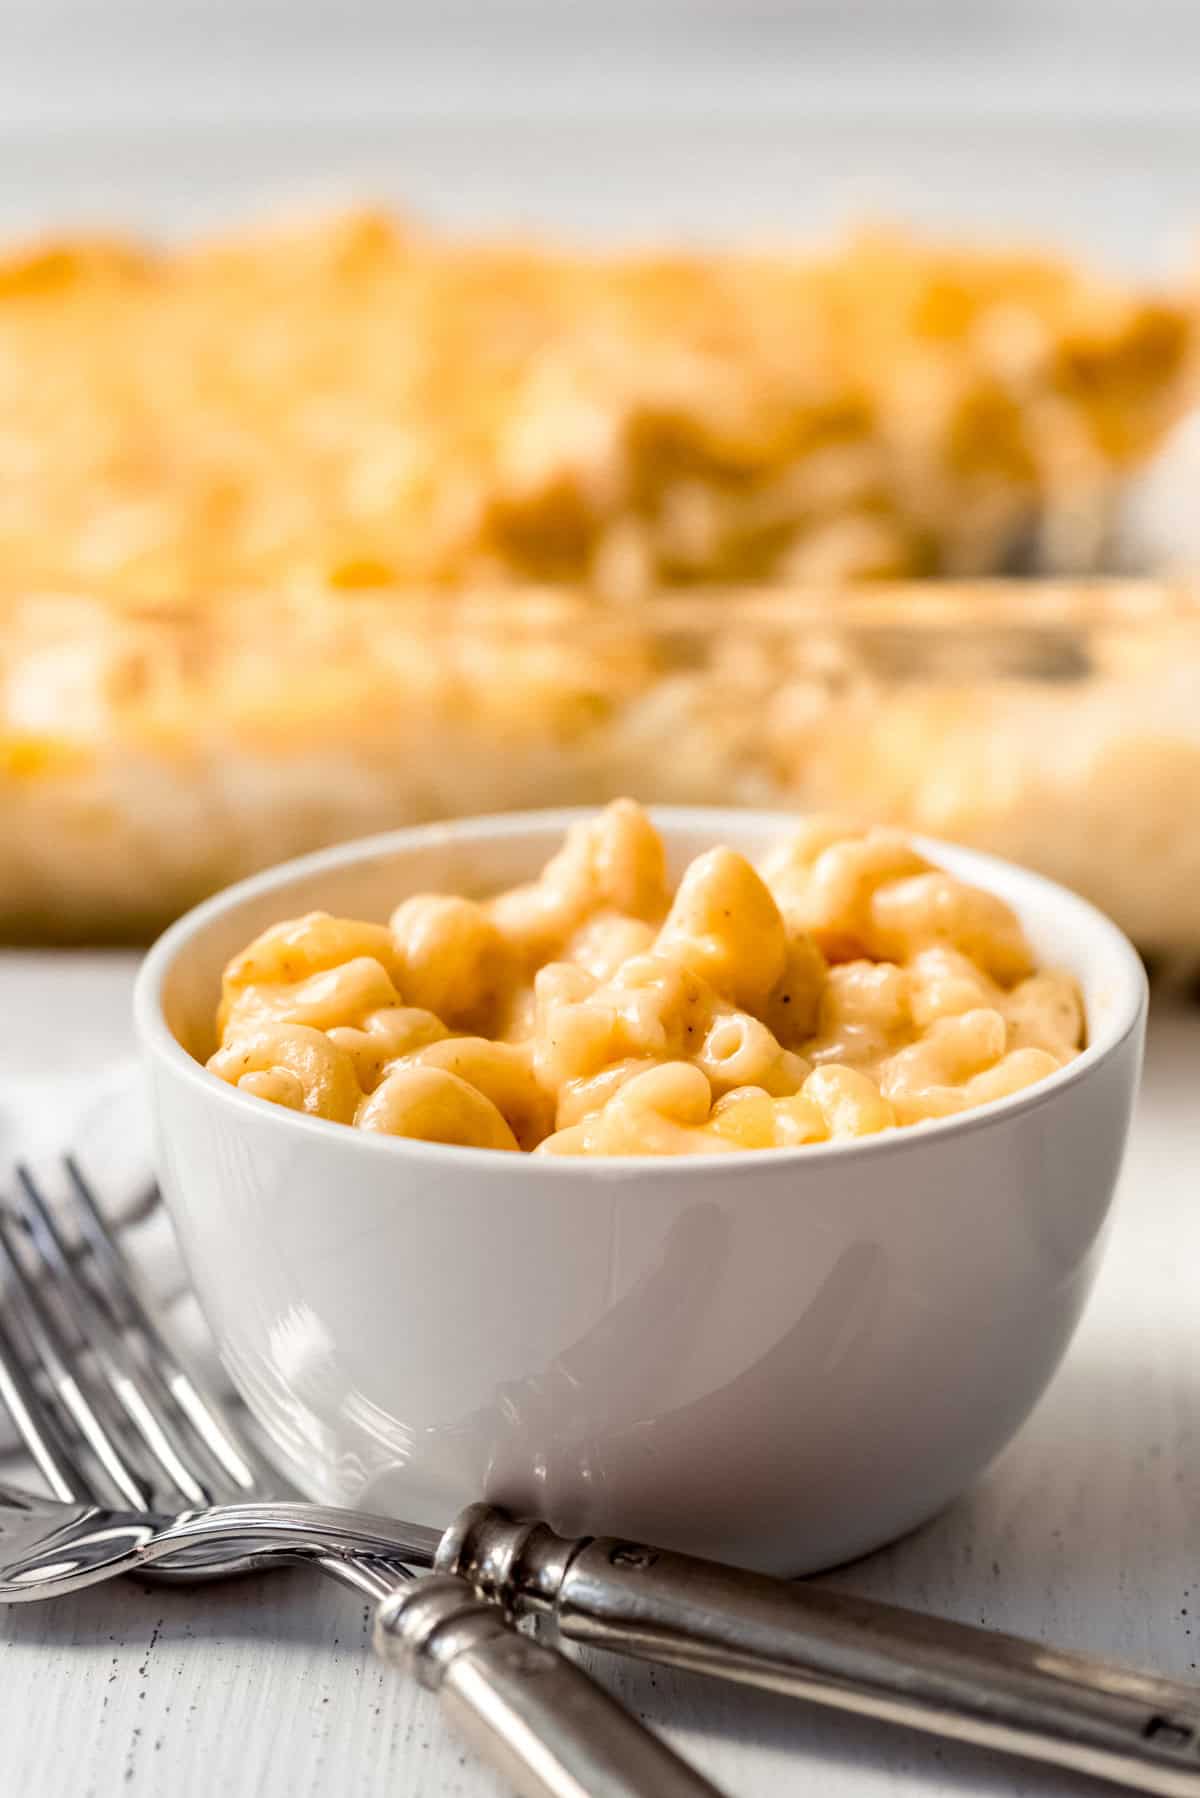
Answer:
xmin=206 ymin=801 xmax=1085 ymax=1156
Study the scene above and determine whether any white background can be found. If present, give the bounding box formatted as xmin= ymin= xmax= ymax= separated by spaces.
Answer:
xmin=3 ymin=1 xmax=1200 ymax=266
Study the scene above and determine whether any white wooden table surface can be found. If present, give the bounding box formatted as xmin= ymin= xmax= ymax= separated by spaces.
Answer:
xmin=0 ymin=952 xmax=1197 ymax=1798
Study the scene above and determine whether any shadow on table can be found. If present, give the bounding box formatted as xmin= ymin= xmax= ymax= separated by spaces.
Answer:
xmin=0 ymin=1558 xmax=369 ymax=1656
xmin=0 ymin=1562 xmax=1127 ymax=1798
xmin=575 ymin=1641 xmax=1122 ymax=1798
xmin=570 ymin=1315 xmax=1200 ymax=1796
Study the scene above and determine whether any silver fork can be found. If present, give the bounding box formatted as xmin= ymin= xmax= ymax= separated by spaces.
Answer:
xmin=0 ymin=1160 xmax=723 ymax=1798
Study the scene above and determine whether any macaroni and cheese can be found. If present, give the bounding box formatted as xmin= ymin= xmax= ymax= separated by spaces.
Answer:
xmin=206 ymin=802 xmax=1085 ymax=1156
xmin=0 ymin=213 xmax=1189 ymax=604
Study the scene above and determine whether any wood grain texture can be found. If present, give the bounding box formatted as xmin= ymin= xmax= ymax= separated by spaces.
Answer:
xmin=1 ymin=970 xmax=1197 ymax=1798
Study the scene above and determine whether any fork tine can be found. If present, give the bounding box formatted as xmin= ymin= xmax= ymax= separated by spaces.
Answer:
xmin=56 ymin=1166 xmax=423 ymax=1595
xmin=14 ymin=1168 xmax=213 ymax=1508
xmin=7 ymin=1168 xmax=425 ymax=1603
xmin=0 ymin=1209 xmax=151 ymax=1509
xmin=62 ymin=1157 xmax=258 ymax=1494
xmin=0 ymin=1298 xmax=85 ymax=1503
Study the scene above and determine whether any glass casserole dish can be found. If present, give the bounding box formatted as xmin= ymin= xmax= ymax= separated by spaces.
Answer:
xmin=3 ymin=578 xmax=1197 ymax=956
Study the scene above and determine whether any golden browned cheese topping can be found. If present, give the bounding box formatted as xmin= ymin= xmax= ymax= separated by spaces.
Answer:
xmin=0 ymin=210 xmax=1191 ymax=603
xmin=206 ymin=800 xmax=1085 ymax=1156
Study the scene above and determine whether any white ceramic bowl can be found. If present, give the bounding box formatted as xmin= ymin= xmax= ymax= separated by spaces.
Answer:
xmin=136 ymin=808 xmax=1146 ymax=1575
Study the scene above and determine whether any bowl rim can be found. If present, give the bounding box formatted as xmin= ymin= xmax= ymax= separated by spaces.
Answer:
xmin=135 ymin=804 xmax=1148 ymax=1180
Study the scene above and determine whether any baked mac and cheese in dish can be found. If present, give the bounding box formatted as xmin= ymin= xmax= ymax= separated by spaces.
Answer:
xmin=0 ymin=211 xmax=1189 ymax=603
xmin=206 ymin=802 xmax=1085 ymax=1156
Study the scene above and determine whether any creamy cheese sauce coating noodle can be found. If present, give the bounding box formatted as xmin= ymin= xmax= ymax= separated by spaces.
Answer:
xmin=206 ymin=802 xmax=1085 ymax=1155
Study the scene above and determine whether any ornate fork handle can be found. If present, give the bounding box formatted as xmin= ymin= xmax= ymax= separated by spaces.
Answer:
xmin=442 ymin=1508 xmax=1200 ymax=1798
xmin=378 ymin=1576 xmax=725 ymax=1798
